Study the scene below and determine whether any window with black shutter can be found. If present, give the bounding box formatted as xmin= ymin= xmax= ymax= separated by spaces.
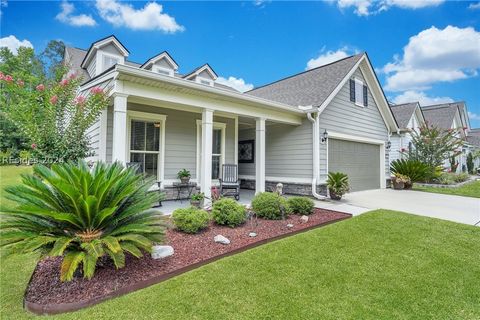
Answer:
xmin=351 ymin=78 xmax=367 ymax=107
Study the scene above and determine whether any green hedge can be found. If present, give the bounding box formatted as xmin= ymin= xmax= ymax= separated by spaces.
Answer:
xmin=172 ymin=207 xmax=210 ymax=233
xmin=251 ymin=192 xmax=291 ymax=220
xmin=287 ymin=196 xmax=314 ymax=215
xmin=212 ymin=198 xmax=247 ymax=227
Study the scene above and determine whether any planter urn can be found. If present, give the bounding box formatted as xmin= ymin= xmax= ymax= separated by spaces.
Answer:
xmin=329 ymin=189 xmax=342 ymax=200
xmin=190 ymin=200 xmax=202 ymax=208
xmin=180 ymin=177 xmax=190 ymax=184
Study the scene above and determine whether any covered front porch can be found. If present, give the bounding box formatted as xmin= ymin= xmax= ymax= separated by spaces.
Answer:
xmin=100 ymin=74 xmax=304 ymax=206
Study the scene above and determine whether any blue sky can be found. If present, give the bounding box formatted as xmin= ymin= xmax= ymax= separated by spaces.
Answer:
xmin=1 ymin=0 xmax=480 ymax=127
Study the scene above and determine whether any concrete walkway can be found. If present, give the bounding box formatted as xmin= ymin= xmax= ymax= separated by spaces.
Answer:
xmin=315 ymin=189 xmax=480 ymax=226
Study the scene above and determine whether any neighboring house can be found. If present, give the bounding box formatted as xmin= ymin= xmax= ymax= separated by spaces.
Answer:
xmin=421 ymin=102 xmax=471 ymax=172
xmin=466 ymin=128 xmax=480 ymax=170
xmin=67 ymin=35 xmax=399 ymax=202
xmin=388 ymin=102 xmax=425 ymax=165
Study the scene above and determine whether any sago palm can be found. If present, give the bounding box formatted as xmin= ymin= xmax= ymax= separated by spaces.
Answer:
xmin=0 ymin=161 xmax=165 ymax=281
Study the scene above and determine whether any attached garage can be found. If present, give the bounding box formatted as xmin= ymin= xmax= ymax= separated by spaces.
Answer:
xmin=328 ymin=138 xmax=381 ymax=192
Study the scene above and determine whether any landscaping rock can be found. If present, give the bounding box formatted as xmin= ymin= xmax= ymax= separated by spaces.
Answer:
xmin=214 ymin=235 xmax=230 ymax=245
xmin=300 ymin=215 xmax=309 ymax=223
xmin=248 ymin=232 xmax=257 ymax=237
xmin=286 ymin=223 xmax=294 ymax=228
xmin=151 ymin=245 xmax=174 ymax=260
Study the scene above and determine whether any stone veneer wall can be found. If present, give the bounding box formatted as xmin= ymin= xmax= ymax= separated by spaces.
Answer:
xmin=240 ymin=179 xmax=328 ymax=196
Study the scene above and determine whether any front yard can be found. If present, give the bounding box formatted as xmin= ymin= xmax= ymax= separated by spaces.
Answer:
xmin=414 ymin=179 xmax=480 ymax=198
xmin=1 ymin=166 xmax=479 ymax=319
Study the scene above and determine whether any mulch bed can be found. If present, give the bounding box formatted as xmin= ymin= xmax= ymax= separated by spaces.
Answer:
xmin=24 ymin=208 xmax=350 ymax=314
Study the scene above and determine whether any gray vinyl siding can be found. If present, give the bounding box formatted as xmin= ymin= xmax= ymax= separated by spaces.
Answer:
xmin=85 ymin=119 xmax=101 ymax=161
xmin=105 ymin=103 xmax=235 ymax=180
xmin=106 ymin=106 xmax=113 ymax=163
xmin=238 ymin=119 xmax=313 ymax=179
xmin=87 ymin=59 xmax=96 ymax=77
xmin=318 ymin=68 xmax=389 ymax=178
xmin=102 ymin=43 xmax=122 ymax=56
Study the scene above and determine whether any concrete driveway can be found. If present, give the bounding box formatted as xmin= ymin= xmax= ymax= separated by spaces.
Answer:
xmin=315 ymin=189 xmax=480 ymax=226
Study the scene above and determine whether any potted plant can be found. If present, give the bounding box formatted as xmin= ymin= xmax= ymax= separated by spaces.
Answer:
xmin=326 ymin=172 xmax=349 ymax=200
xmin=177 ymin=169 xmax=191 ymax=184
xmin=190 ymin=192 xmax=205 ymax=208
xmin=392 ymin=173 xmax=409 ymax=190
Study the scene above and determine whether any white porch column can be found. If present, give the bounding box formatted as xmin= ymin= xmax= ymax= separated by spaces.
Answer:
xmin=255 ymin=117 xmax=266 ymax=193
xmin=201 ymin=109 xmax=214 ymax=204
xmin=111 ymin=94 xmax=128 ymax=164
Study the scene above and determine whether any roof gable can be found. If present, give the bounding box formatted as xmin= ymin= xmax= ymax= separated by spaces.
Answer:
xmin=80 ymin=35 xmax=129 ymax=68
xmin=184 ymin=63 xmax=218 ymax=80
xmin=422 ymin=102 xmax=466 ymax=130
xmin=141 ymin=51 xmax=179 ymax=70
xmin=390 ymin=102 xmax=421 ymax=129
xmin=247 ymin=54 xmax=363 ymax=108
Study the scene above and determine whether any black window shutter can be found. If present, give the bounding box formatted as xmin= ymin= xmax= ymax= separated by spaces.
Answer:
xmin=363 ymin=85 xmax=368 ymax=107
xmin=349 ymin=79 xmax=355 ymax=102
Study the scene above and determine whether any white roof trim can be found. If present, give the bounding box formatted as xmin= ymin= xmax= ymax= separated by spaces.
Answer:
xmin=316 ymin=54 xmax=399 ymax=133
xmin=142 ymin=52 xmax=179 ymax=70
xmin=184 ymin=64 xmax=217 ymax=81
xmin=80 ymin=64 xmax=303 ymax=116
xmin=81 ymin=36 xmax=129 ymax=68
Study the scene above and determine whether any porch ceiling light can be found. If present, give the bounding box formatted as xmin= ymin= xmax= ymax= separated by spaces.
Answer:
xmin=321 ymin=129 xmax=328 ymax=143
xmin=154 ymin=122 xmax=161 ymax=128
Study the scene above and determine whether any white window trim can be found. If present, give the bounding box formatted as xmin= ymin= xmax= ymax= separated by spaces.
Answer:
xmin=152 ymin=65 xmax=174 ymax=77
xmin=126 ymin=111 xmax=167 ymax=187
xmin=98 ymin=51 xmax=122 ymax=74
xmin=196 ymin=76 xmax=214 ymax=87
xmin=354 ymin=78 xmax=365 ymax=108
xmin=196 ymin=120 xmax=226 ymax=184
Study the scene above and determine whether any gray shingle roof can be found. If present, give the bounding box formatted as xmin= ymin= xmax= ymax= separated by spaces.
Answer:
xmin=65 ymin=47 xmax=90 ymax=82
xmin=421 ymin=102 xmax=462 ymax=129
xmin=467 ymin=135 xmax=480 ymax=147
xmin=246 ymin=53 xmax=363 ymax=107
xmin=390 ymin=102 xmax=418 ymax=129
xmin=64 ymin=46 xmax=238 ymax=92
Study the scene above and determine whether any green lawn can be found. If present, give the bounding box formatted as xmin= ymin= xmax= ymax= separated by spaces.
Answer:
xmin=1 ymin=166 xmax=479 ymax=319
xmin=414 ymin=179 xmax=480 ymax=198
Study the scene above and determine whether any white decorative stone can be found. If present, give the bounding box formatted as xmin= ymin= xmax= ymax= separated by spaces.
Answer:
xmin=286 ymin=223 xmax=294 ymax=228
xmin=151 ymin=245 xmax=174 ymax=259
xmin=214 ymin=235 xmax=231 ymax=245
xmin=249 ymin=232 xmax=257 ymax=237
xmin=300 ymin=215 xmax=309 ymax=223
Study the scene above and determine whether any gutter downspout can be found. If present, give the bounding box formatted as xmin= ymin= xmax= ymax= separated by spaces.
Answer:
xmin=307 ymin=111 xmax=327 ymax=200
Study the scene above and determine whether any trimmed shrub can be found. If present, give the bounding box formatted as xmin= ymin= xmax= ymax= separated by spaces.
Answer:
xmin=287 ymin=196 xmax=314 ymax=215
xmin=251 ymin=192 xmax=291 ymax=220
xmin=212 ymin=198 xmax=247 ymax=227
xmin=172 ymin=207 xmax=210 ymax=234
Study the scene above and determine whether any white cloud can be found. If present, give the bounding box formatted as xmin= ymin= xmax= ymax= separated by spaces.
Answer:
xmin=216 ymin=76 xmax=254 ymax=93
xmin=306 ymin=47 xmax=357 ymax=70
xmin=468 ymin=2 xmax=480 ymax=10
xmin=336 ymin=0 xmax=444 ymax=16
xmin=468 ymin=111 xmax=480 ymax=120
xmin=95 ymin=0 xmax=184 ymax=33
xmin=0 ymin=35 xmax=33 ymax=54
xmin=56 ymin=1 xmax=96 ymax=27
xmin=383 ymin=25 xmax=480 ymax=92
xmin=391 ymin=90 xmax=453 ymax=105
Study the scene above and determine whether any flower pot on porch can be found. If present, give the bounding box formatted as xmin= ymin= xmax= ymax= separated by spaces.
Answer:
xmin=190 ymin=200 xmax=202 ymax=208
xmin=328 ymin=189 xmax=342 ymax=200
xmin=180 ymin=177 xmax=190 ymax=184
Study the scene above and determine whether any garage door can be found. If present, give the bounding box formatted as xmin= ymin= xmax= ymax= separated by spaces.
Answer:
xmin=328 ymin=138 xmax=380 ymax=192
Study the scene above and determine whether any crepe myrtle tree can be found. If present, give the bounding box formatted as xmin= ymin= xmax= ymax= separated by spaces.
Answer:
xmin=403 ymin=123 xmax=463 ymax=169
xmin=0 ymin=72 xmax=109 ymax=163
